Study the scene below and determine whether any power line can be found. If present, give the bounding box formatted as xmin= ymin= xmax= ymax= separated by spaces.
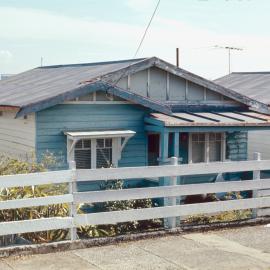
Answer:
xmin=133 ymin=0 xmax=161 ymax=58
xmin=102 ymin=0 xmax=161 ymax=92
xmin=81 ymin=0 xmax=161 ymax=95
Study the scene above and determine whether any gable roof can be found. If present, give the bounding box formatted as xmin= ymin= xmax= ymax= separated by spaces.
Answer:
xmin=0 ymin=57 xmax=269 ymax=118
xmin=215 ymin=72 xmax=270 ymax=105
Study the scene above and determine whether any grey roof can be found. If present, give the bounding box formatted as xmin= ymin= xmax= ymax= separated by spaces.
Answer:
xmin=0 ymin=58 xmax=145 ymax=107
xmin=215 ymin=72 xmax=270 ymax=105
xmin=0 ymin=57 xmax=269 ymax=117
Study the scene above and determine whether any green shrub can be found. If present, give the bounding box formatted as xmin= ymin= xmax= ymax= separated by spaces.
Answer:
xmin=0 ymin=154 xmax=69 ymax=244
xmin=78 ymin=180 xmax=162 ymax=238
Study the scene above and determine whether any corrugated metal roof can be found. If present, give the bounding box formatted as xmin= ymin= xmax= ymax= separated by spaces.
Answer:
xmin=0 ymin=58 xmax=146 ymax=107
xmin=215 ymin=72 xmax=270 ymax=105
xmin=1 ymin=57 xmax=269 ymax=117
xmin=150 ymin=111 xmax=270 ymax=127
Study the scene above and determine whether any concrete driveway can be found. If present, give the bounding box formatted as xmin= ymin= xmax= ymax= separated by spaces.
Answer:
xmin=1 ymin=225 xmax=270 ymax=270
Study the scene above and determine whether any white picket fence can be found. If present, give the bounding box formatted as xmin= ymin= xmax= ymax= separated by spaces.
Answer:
xmin=0 ymin=156 xmax=270 ymax=242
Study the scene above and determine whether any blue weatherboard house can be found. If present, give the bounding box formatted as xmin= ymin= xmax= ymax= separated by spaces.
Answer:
xmin=0 ymin=57 xmax=270 ymax=190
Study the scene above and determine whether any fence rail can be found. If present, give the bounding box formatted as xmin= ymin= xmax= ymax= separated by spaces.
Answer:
xmin=0 ymin=156 xmax=270 ymax=240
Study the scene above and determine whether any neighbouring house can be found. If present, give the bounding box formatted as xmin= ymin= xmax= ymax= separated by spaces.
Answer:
xmin=1 ymin=57 xmax=270 ymax=191
xmin=215 ymin=72 xmax=270 ymax=160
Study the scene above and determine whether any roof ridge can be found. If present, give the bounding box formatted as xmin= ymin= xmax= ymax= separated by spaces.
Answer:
xmin=37 ymin=58 xmax=147 ymax=69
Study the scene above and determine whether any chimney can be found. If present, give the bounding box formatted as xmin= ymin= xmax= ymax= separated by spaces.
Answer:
xmin=176 ymin=48 xmax=179 ymax=67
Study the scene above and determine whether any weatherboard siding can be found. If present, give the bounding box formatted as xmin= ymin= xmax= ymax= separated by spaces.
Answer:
xmin=0 ymin=112 xmax=35 ymax=159
xmin=117 ymin=66 xmax=238 ymax=104
xmin=36 ymin=104 xmax=148 ymax=169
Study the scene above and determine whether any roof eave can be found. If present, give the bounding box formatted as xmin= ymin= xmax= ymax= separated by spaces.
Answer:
xmin=15 ymin=80 xmax=172 ymax=118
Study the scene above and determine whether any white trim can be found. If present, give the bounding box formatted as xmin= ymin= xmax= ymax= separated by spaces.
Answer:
xmin=66 ymin=131 xmax=135 ymax=168
xmin=203 ymin=87 xmax=207 ymax=101
xmin=221 ymin=133 xmax=226 ymax=162
xmin=91 ymin=139 xmax=97 ymax=169
xmin=166 ymin=72 xmax=170 ymax=100
xmin=65 ymin=130 xmax=135 ymax=140
xmin=112 ymin=138 xmax=119 ymax=167
xmin=185 ymin=80 xmax=188 ymax=100
xmin=205 ymin=133 xmax=210 ymax=163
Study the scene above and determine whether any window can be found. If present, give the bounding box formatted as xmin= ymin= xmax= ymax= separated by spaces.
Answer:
xmin=96 ymin=138 xmax=112 ymax=168
xmin=74 ymin=139 xmax=91 ymax=169
xmin=191 ymin=133 xmax=205 ymax=163
xmin=189 ymin=132 xmax=225 ymax=163
xmin=209 ymin=133 xmax=222 ymax=162
xmin=66 ymin=130 xmax=135 ymax=169
xmin=74 ymin=138 xmax=113 ymax=169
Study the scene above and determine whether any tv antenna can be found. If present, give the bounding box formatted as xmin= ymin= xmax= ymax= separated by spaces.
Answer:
xmin=214 ymin=45 xmax=243 ymax=74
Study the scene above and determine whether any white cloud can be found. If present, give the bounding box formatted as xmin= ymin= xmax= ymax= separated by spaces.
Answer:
xmin=0 ymin=7 xmax=269 ymax=78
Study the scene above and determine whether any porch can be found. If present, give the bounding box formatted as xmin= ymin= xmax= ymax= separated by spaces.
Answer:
xmin=144 ymin=111 xmax=270 ymax=186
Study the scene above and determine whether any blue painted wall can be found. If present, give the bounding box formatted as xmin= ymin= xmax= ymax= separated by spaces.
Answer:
xmin=36 ymin=104 xmax=148 ymax=190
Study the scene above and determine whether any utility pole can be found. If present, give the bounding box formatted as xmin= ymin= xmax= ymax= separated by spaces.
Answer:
xmin=214 ymin=46 xmax=243 ymax=74
xmin=40 ymin=57 xmax=43 ymax=67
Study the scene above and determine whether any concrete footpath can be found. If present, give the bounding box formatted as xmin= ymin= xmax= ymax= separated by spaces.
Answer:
xmin=1 ymin=225 xmax=270 ymax=270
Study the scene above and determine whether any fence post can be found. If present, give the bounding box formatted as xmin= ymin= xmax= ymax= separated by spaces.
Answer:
xmin=252 ymin=152 xmax=261 ymax=219
xmin=69 ymin=161 xmax=77 ymax=241
xmin=167 ymin=157 xmax=178 ymax=229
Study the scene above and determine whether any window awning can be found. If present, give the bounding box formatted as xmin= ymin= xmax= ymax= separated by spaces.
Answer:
xmin=148 ymin=111 xmax=270 ymax=127
xmin=65 ymin=130 xmax=136 ymax=140
xmin=65 ymin=130 xmax=136 ymax=157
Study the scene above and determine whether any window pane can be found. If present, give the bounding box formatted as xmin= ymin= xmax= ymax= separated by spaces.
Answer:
xmin=97 ymin=148 xmax=112 ymax=168
xmin=105 ymin=138 xmax=112 ymax=147
xmin=75 ymin=149 xmax=91 ymax=169
xmin=96 ymin=139 xmax=104 ymax=148
xmin=96 ymin=138 xmax=113 ymax=168
xmin=209 ymin=133 xmax=222 ymax=162
xmin=198 ymin=133 xmax=205 ymax=142
xmin=83 ymin=139 xmax=91 ymax=148
xmin=192 ymin=141 xmax=205 ymax=163
xmin=75 ymin=140 xmax=82 ymax=149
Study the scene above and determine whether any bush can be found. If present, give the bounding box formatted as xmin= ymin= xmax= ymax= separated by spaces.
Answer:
xmin=78 ymin=180 xmax=162 ymax=238
xmin=0 ymin=154 xmax=69 ymax=244
xmin=184 ymin=192 xmax=252 ymax=225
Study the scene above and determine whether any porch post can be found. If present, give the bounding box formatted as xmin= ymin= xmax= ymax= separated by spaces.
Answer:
xmin=159 ymin=131 xmax=169 ymax=228
xmin=173 ymin=132 xmax=179 ymax=157
xmin=173 ymin=132 xmax=181 ymax=227
xmin=159 ymin=131 xmax=169 ymax=163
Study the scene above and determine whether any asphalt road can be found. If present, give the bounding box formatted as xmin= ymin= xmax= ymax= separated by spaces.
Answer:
xmin=1 ymin=225 xmax=270 ymax=270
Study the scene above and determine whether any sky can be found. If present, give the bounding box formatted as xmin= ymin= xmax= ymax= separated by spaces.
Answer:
xmin=0 ymin=0 xmax=270 ymax=79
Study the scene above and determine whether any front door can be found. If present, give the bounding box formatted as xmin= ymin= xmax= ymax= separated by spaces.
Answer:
xmin=147 ymin=133 xmax=160 ymax=166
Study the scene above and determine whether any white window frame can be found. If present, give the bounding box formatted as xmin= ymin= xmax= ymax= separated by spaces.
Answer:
xmin=72 ymin=138 xmax=118 ymax=169
xmin=188 ymin=132 xmax=226 ymax=164
xmin=66 ymin=131 xmax=135 ymax=168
